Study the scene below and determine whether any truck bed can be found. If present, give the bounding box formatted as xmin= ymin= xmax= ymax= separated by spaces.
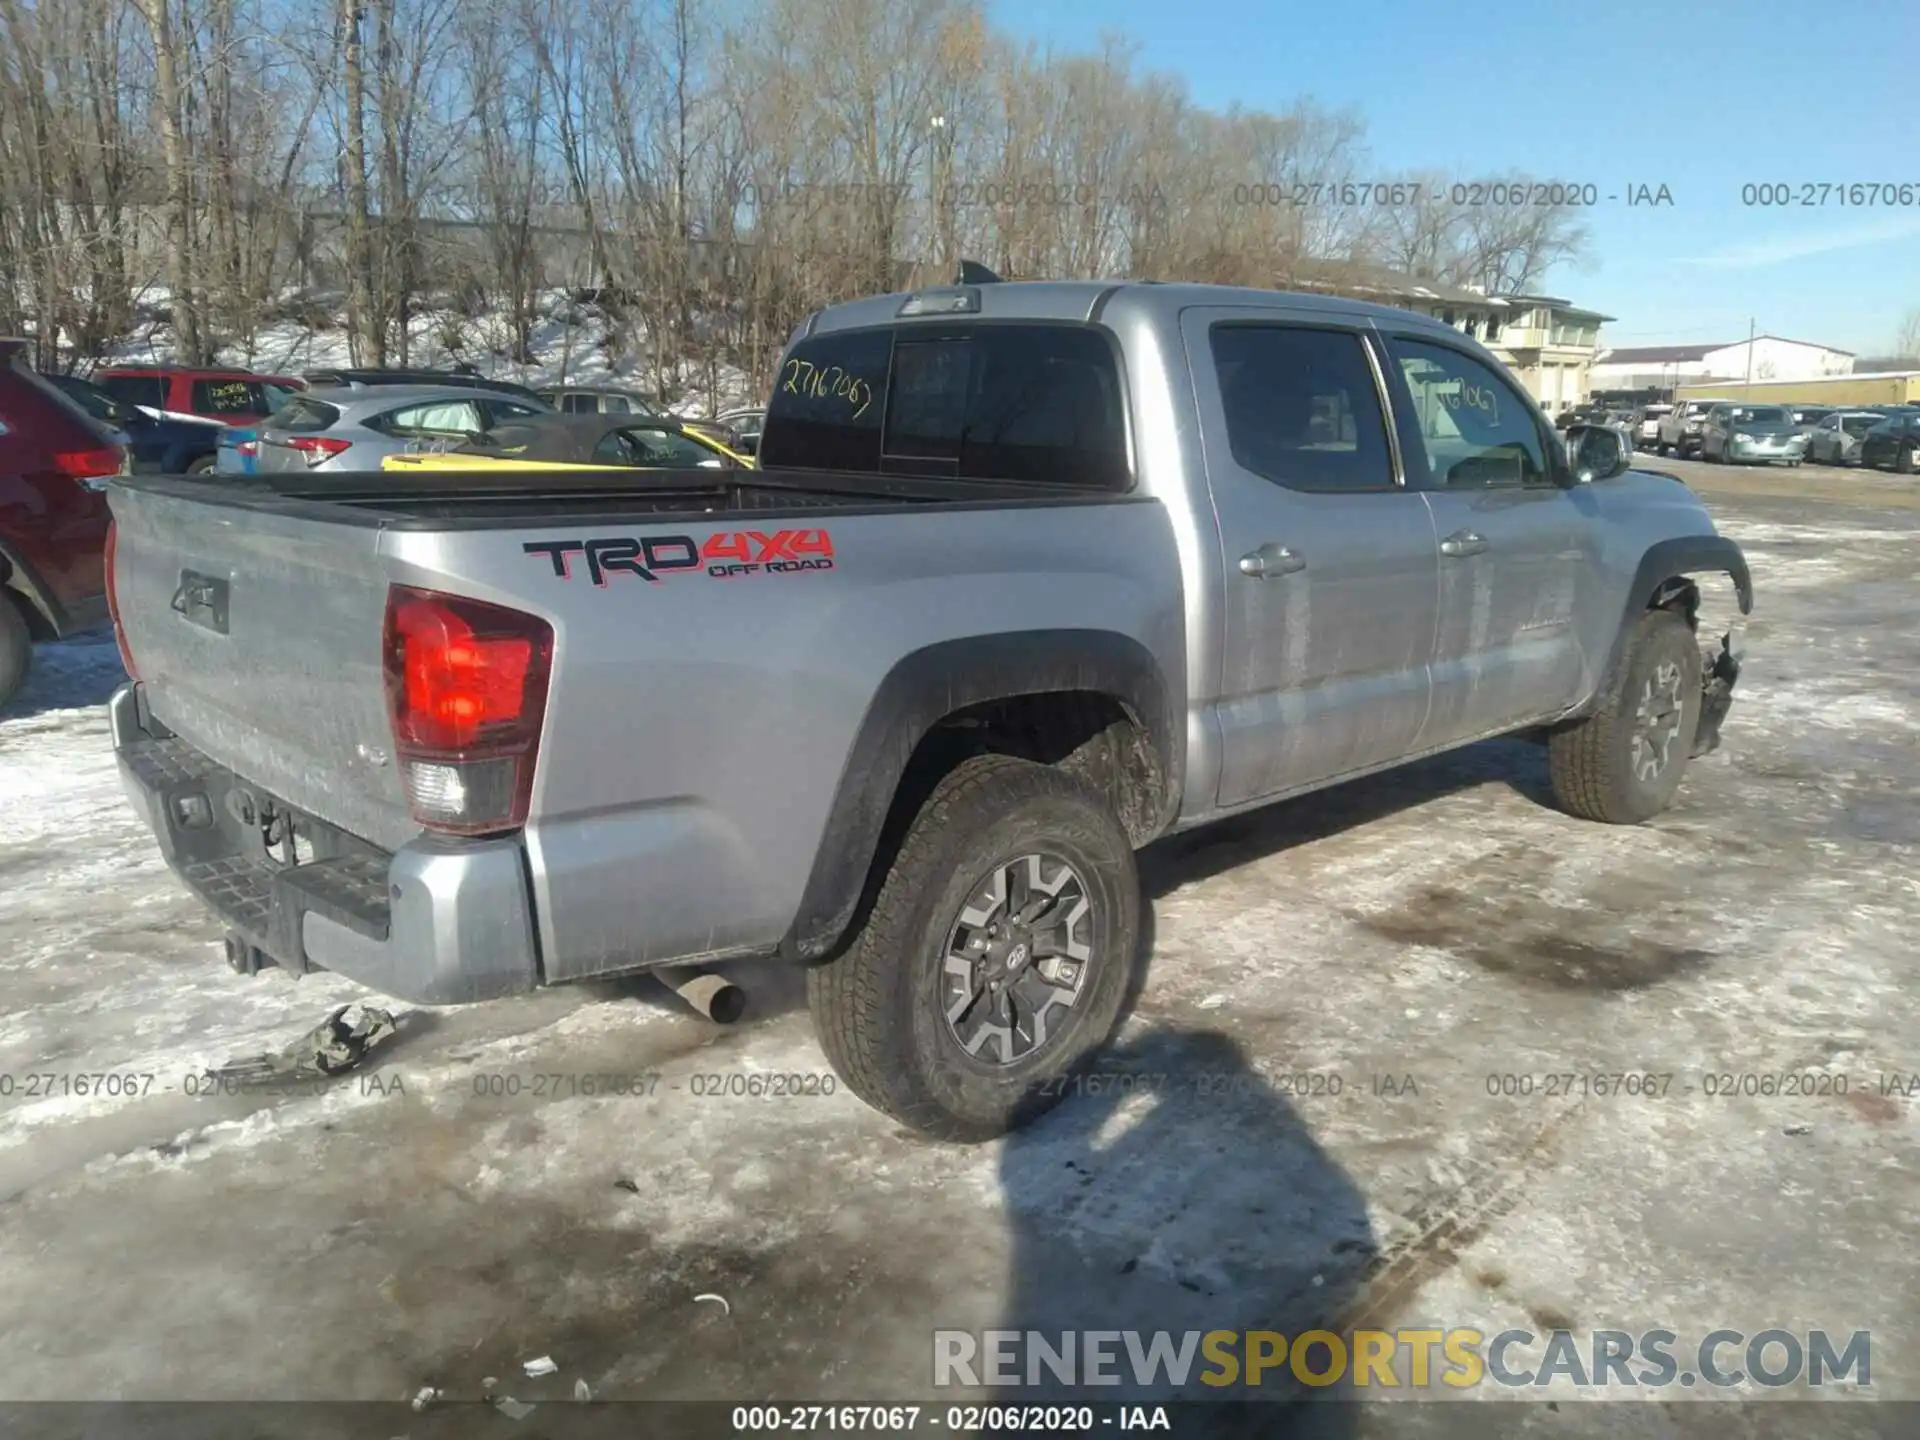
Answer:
xmin=105 ymin=462 xmax=1182 ymax=991
xmin=117 ymin=464 xmax=1123 ymax=527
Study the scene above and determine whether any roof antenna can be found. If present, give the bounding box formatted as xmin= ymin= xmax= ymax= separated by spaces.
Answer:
xmin=954 ymin=260 xmax=1002 ymax=286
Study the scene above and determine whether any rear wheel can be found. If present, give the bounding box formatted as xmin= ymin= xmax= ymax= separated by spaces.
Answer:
xmin=1549 ymin=608 xmax=1702 ymax=825
xmin=0 ymin=598 xmax=32 ymax=712
xmin=185 ymin=455 xmax=216 ymax=475
xmin=807 ymin=754 xmax=1138 ymax=1141
xmin=1898 ymin=445 xmax=1916 ymax=475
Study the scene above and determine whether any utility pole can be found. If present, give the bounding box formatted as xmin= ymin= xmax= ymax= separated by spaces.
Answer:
xmin=1744 ymin=316 xmax=1755 ymax=390
xmin=930 ymin=114 xmax=953 ymax=282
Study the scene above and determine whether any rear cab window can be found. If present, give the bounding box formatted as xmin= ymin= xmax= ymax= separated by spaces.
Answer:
xmin=760 ymin=323 xmax=1130 ymax=489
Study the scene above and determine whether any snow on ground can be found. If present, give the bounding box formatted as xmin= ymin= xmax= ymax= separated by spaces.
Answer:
xmin=0 ymin=475 xmax=1916 ymax=1412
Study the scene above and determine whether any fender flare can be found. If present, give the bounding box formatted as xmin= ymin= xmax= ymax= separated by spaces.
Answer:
xmin=778 ymin=630 xmax=1180 ymax=961
xmin=1592 ymin=534 xmax=1752 ymax=704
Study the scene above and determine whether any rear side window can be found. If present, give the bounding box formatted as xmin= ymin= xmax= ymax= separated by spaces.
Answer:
xmin=1210 ymin=325 xmax=1394 ymax=492
xmin=379 ymin=399 xmax=485 ymax=436
xmin=100 ymin=375 xmax=167 ymax=410
xmin=762 ymin=324 xmax=1129 ymax=488
xmin=193 ymin=378 xmax=266 ymax=415
xmin=561 ymin=393 xmax=597 ymax=414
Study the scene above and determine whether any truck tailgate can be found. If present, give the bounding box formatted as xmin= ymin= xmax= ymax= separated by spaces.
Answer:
xmin=109 ymin=483 xmax=415 ymax=851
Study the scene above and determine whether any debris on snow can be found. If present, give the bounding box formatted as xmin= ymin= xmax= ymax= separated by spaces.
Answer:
xmin=495 ymin=1397 xmax=537 ymax=1420
xmin=204 ymin=1003 xmax=398 ymax=1087
xmin=694 ymin=1292 xmax=731 ymax=1316
xmin=574 ymin=1379 xmax=593 ymax=1402
xmin=522 ymin=1355 xmax=558 ymax=1377
xmin=409 ymin=1385 xmax=440 ymax=1411
xmin=1196 ymin=994 xmax=1227 ymax=1010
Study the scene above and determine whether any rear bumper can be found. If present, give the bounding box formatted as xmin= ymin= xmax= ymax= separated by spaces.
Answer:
xmin=110 ymin=683 xmax=541 ymax=1004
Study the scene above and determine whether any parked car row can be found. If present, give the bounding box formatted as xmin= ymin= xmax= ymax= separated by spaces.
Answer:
xmin=4 ymin=345 xmax=767 ymax=710
xmin=1644 ymin=397 xmax=1920 ymax=470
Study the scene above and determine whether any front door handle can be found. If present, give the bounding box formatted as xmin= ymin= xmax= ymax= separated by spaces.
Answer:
xmin=1239 ymin=543 xmax=1306 ymax=579
xmin=1439 ymin=530 xmax=1488 ymax=558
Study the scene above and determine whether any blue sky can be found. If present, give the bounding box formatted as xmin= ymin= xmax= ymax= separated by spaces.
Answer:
xmin=990 ymin=0 xmax=1920 ymax=354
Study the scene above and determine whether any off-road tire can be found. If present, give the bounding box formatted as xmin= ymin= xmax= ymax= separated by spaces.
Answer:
xmin=0 ymin=597 xmax=32 ymax=712
xmin=1549 ymin=608 xmax=1702 ymax=825
xmin=807 ymin=753 xmax=1138 ymax=1141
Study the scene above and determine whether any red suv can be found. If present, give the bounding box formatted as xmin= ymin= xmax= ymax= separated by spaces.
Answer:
xmin=1 ymin=340 xmax=124 ymax=708
xmin=93 ymin=365 xmax=304 ymax=425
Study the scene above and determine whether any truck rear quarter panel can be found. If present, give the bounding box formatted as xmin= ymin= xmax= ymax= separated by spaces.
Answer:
xmin=387 ymin=499 xmax=1186 ymax=982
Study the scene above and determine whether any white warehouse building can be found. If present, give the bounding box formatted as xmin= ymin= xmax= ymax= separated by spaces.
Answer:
xmin=1590 ymin=336 xmax=1854 ymax=393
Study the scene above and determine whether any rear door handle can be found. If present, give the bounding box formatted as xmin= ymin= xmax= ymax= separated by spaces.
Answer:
xmin=1239 ymin=543 xmax=1306 ymax=579
xmin=1439 ymin=530 xmax=1488 ymax=558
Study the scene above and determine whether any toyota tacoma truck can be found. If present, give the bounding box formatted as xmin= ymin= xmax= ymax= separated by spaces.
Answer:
xmin=105 ymin=278 xmax=1752 ymax=1139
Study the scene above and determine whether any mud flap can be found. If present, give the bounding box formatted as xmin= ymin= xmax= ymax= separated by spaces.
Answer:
xmin=1692 ymin=629 xmax=1742 ymax=758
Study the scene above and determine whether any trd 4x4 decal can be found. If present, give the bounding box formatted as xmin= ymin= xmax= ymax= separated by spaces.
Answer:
xmin=524 ymin=529 xmax=835 ymax=586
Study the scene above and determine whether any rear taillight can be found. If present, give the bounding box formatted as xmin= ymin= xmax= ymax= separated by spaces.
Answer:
xmin=286 ymin=436 xmax=351 ymax=466
xmin=382 ymin=585 xmax=553 ymax=836
xmin=104 ymin=519 xmax=137 ymax=680
xmin=238 ymin=440 xmax=258 ymax=456
xmin=54 ymin=446 xmax=125 ymax=481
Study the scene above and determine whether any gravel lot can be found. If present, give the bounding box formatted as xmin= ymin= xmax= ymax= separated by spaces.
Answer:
xmin=0 ymin=456 xmax=1914 ymax=1431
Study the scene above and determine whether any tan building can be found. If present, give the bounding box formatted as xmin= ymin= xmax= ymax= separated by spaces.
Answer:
xmin=1487 ymin=296 xmax=1613 ymax=413
xmin=1287 ymin=262 xmax=1612 ymax=412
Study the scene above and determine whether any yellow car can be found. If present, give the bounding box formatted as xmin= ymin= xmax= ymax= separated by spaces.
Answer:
xmin=383 ymin=415 xmax=756 ymax=473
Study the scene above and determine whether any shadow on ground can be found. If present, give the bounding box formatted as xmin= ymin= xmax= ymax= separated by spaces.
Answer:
xmin=1140 ymin=738 xmax=1552 ymax=899
xmin=990 ymin=1028 xmax=1377 ymax=1438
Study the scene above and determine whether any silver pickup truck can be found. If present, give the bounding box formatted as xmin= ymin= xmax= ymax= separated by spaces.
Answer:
xmin=106 ymin=278 xmax=1752 ymax=1139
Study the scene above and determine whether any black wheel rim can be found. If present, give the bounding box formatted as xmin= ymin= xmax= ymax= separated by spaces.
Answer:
xmin=940 ymin=853 xmax=1093 ymax=1067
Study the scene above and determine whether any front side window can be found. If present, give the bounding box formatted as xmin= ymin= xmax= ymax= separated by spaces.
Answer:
xmin=1388 ymin=337 xmax=1550 ymax=488
xmin=1209 ymin=325 xmax=1394 ymax=492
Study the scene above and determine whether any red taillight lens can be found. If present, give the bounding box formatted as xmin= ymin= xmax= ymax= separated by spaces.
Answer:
xmin=287 ymin=436 xmax=351 ymax=466
xmin=104 ymin=518 xmax=138 ymax=679
xmin=382 ymin=586 xmax=553 ymax=836
xmin=54 ymin=446 xmax=125 ymax=480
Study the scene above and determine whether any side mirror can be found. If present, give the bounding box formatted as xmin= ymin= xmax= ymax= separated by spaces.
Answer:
xmin=1564 ymin=422 xmax=1630 ymax=484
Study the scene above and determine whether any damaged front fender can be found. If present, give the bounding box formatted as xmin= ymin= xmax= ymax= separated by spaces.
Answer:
xmin=1693 ymin=621 xmax=1743 ymax=758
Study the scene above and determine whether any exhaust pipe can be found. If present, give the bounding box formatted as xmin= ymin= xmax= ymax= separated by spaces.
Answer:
xmin=658 ymin=966 xmax=746 ymax=1025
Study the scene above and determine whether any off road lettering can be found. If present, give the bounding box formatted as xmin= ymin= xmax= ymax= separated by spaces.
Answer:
xmin=525 ymin=530 xmax=835 ymax=586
